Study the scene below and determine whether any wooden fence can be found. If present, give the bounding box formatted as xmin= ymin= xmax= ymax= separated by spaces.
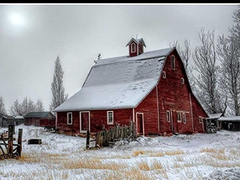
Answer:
xmin=86 ymin=121 xmax=137 ymax=149
xmin=0 ymin=125 xmax=22 ymax=160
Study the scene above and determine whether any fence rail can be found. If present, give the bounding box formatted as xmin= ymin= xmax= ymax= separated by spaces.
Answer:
xmin=86 ymin=121 xmax=137 ymax=149
xmin=0 ymin=125 xmax=22 ymax=160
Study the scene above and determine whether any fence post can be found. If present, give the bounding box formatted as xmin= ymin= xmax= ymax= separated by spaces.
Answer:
xmin=95 ymin=132 xmax=100 ymax=148
xmin=7 ymin=125 xmax=14 ymax=158
xmin=17 ymin=129 xmax=23 ymax=157
xmin=132 ymin=121 xmax=136 ymax=139
xmin=86 ymin=130 xmax=90 ymax=150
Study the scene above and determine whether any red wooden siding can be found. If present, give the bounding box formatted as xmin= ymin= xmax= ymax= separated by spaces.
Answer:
xmin=56 ymin=49 xmax=208 ymax=136
xmin=134 ymin=50 xmax=207 ymax=136
xmin=129 ymin=42 xmax=138 ymax=57
xmin=135 ymin=87 xmax=158 ymax=135
xmin=25 ymin=118 xmax=55 ymax=127
xmin=56 ymin=109 xmax=133 ymax=134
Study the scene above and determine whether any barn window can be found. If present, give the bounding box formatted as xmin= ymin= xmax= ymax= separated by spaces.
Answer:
xmin=162 ymin=71 xmax=166 ymax=79
xmin=171 ymin=55 xmax=175 ymax=70
xmin=182 ymin=113 xmax=186 ymax=124
xmin=166 ymin=110 xmax=170 ymax=122
xmin=177 ymin=111 xmax=181 ymax=122
xmin=131 ymin=43 xmax=136 ymax=53
xmin=181 ymin=77 xmax=184 ymax=84
xmin=199 ymin=117 xmax=203 ymax=124
xmin=67 ymin=112 xmax=72 ymax=125
xmin=107 ymin=111 xmax=114 ymax=125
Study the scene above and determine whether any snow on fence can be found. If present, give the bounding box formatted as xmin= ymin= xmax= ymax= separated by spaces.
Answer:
xmin=86 ymin=121 xmax=137 ymax=149
xmin=0 ymin=125 xmax=22 ymax=160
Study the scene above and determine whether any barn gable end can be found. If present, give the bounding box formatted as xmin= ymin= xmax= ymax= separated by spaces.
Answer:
xmin=134 ymin=49 xmax=207 ymax=136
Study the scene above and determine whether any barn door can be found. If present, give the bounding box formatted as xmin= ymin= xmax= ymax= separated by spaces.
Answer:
xmin=170 ymin=110 xmax=179 ymax=134
xmin=80 ymin=111 xmax=90 ymax=133
xmin=136 ymin=112 xmax=144 ymax=135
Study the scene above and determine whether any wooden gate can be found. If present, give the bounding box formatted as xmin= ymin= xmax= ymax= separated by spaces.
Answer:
xmin=0 ymin=125 xmax=22 ymax=160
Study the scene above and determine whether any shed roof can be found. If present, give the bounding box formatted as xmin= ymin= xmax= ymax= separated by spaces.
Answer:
xmin=24 ymin=112 xmax=54 ymax=118
xmin=218 ymin=116 xmax=240 ymax=122
xmin=207 ymin=113 xmax=223 ymax=119
xmin=54 ymin=47 xmax=174 ymax=112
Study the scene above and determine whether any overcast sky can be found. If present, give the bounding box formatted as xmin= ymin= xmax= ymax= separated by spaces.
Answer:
xmin=0 ymin=3 xmax=238 ymax=113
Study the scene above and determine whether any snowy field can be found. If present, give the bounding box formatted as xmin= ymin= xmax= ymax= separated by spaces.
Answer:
xmin=0 ymin=125 xmax=240 ymax=180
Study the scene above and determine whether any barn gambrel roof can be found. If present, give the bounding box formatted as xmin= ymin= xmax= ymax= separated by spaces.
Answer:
xmin=54 ymin=47 xmax=174 ymax=112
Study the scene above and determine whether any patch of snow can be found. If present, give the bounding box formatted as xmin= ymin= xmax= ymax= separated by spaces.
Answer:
xmin=1 ymin=125 xmax=240 ymax=180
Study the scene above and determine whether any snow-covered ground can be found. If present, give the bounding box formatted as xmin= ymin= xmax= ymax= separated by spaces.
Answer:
xmin=0 ymin=124 xmax=240 ymax=180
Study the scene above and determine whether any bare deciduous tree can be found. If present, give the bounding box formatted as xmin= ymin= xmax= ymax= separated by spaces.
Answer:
xmin=0 ymin=97 xmax=7 ymax=115
xmin=10 ymin=99 xmax=22 ymax=116
xmin=10 ymin=97 xmax=45 ymax=116
xmin=50 ymin=56 xmax=68 ymax=111
xmin=36 ymin=99 xmax=44 ymax=112
xmin=193 ymin=28 xmax=226 ymax=114
xmin=217 ymin=6 xmax=240 ymax=115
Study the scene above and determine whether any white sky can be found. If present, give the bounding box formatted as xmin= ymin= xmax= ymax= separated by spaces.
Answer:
xmin=0 ymin=3 xmax=238 ymax=113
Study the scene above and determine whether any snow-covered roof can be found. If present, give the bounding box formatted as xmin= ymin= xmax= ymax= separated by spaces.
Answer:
xmin=54 ymin=47 xmax=174 ymax=112
xmin=207 ymin=113 xmax=223 ymax=119
xmin=126 ymin=38 xmax=146 ymax=47
xmin=218 ymin=116 xmax=240 ymax=122
xmin=15 ymin=116 xmax=24 ymax=119
xmin=24 ymin=111 xmax=54 ymax=118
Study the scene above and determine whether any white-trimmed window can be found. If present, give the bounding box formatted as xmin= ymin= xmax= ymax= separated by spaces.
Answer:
xmin=166 ymin=110 xmax=170 ymax=122
xmin=131 ymin=43 xmax=136 ymax=53
xmin=177 ymin=111 xmax=182 ymax=122
xmin=107 ymin=111 xmax=114 ymax=125
xmin=199 ymin=117 xmax=203 ymax=124
xmin=67 ymin=112 xmax=72 ymax=125
xmin=181 ymin=77 xmax=184 ymax=84
xmin=182 ymin=113 xmax=187 ymax=124
xmin=162 ymin=71 xmax=166 ymax=79
xmin=171 ymin=55 xmax=175 ymax=70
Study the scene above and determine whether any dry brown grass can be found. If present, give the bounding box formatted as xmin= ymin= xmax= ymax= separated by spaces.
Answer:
xmin=200 ymin=147 xmax=224 ymax=154
xmin=133 ymin=150 xmax=165 ymax=157
xmin=137 ymin=160 xmax=151 ymax=171
xmin=133 ymin=150 xmax=145 ymax=156
xmin=62 ymin=157 xmax=127 ymax=170
xmin=165 ymin=150 xmax=184 ymax=156
xmin=151 ymin=159 xmax=163 ymax=170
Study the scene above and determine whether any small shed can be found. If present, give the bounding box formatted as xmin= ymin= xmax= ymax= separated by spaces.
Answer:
xmin=207 ymin=113 xmax=223 ymax=130
xmin=14 ymin=116 xmax=25 ymax=126
xmin=24 ymin=112 xmax=55 ymax=128
xmin=0 ymin=114 xmax=25 ymax=127
xmin=218 ymin=116 xmax=240 ymax=131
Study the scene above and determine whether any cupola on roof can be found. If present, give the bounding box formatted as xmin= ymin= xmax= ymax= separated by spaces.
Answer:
xmin=126 ymin=37 xmax=146 ymax=57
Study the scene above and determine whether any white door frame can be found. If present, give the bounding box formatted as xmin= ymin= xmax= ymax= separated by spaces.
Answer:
xmin=136 ymin=112 xmax=145 ymax=135
xmin=79 ymin=111 xmax=90 ymax=133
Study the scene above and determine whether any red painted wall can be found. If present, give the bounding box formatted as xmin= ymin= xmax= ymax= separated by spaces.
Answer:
xmin=134 ymin=49 xmax=207 ymax=135
xmin=25 ymin=118 xmax=55 ymax=127
xmin=56 ymin=49 xmax=207 ymax=136
xmin=56 ymin=109 xmax=133 ymax=134
xmin=135 ymin=87 xmax=159 ymax=135
xmin=129 ymin=42 xmax=138 ymax=57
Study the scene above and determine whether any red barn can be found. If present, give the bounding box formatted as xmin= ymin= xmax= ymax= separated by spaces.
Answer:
xmin=54 ymin=38 xmax=208 ymax=136
xmin=24 ymin=112 xmax=56 ymax=128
